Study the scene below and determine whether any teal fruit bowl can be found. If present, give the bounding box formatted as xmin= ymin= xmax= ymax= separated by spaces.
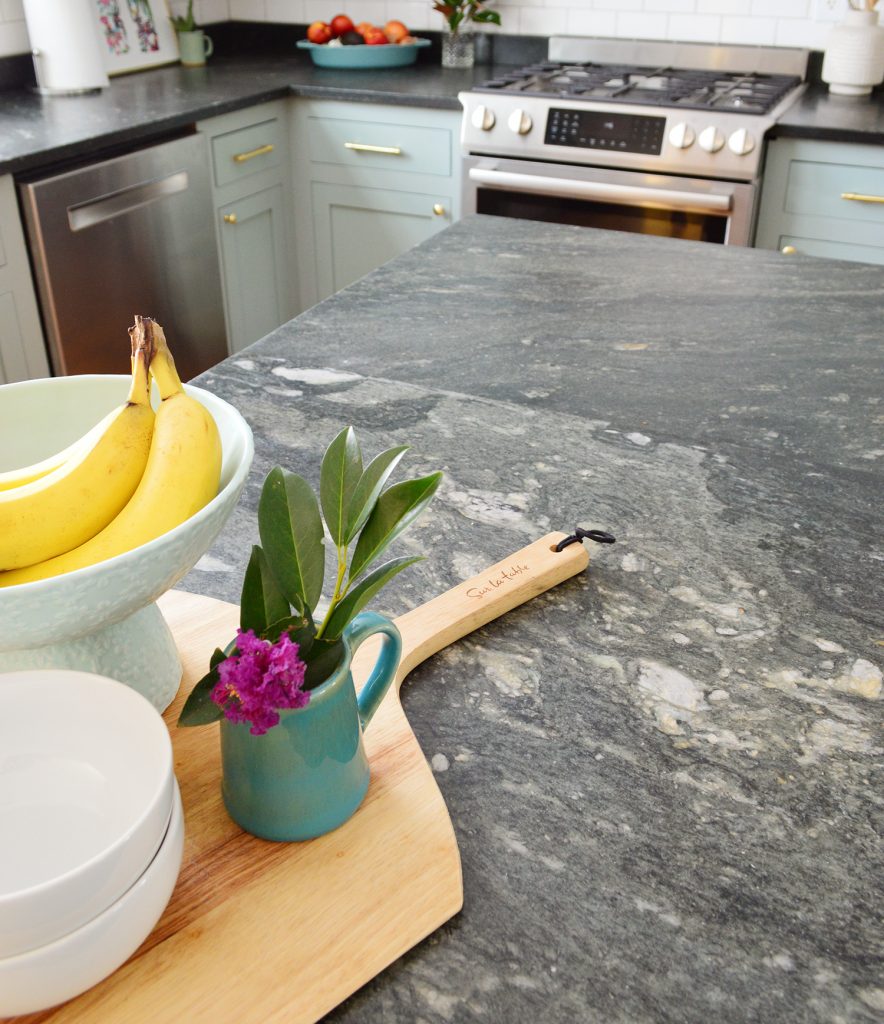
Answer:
xmin=0 ymin=375 xmax=254 ymax=712
xmin=297 ymin=38 xmax=430 ymax=68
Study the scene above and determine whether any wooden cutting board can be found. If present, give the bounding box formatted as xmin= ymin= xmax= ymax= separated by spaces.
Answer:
xmin=22 ymin=533 xmax=588 ymax=1024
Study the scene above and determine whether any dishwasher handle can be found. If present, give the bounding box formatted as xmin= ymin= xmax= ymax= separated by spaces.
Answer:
xmin=67 ymin=169 xmax=190 ymax=231
xmin=468 ymin=166 xmax=733 ymax=214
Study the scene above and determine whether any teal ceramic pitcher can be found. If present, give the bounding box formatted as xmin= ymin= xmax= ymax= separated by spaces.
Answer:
xmin=219 ymin=612 xmax=402 ymax=841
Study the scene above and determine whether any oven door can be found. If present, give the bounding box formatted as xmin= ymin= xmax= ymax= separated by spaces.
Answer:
xmin=463 ymin=156 xmax=757 ymax=246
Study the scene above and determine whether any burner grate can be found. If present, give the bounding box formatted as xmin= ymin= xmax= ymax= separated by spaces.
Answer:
xmin=474 ymin=62 xmax=801 ymax=115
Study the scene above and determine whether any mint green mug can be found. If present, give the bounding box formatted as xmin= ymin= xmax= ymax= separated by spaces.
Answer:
xmin=178 ymin=30 xmax=213 ymax=67
xmin=219 ymin=612 xmax=402 ymax=842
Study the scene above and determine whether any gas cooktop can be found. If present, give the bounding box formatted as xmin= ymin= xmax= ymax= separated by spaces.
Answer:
xmin=474 ymin=63 xmax=802 ymax=117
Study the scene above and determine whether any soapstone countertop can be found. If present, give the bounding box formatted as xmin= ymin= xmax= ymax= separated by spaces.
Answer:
xmin=773 ymin=84 xmax=884 ymax=145
xmin=184 ymin=215 xmax=884 ymax=1024
xmin=1 ymin=54 xmax=883 ymax=177
xmin=0 ymin=55 xmax=478 ymax=176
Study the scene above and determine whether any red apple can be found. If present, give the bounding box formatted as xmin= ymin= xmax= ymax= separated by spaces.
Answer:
xmin=330 ymin=14 xmax=355 ymax=37
xmin=363 ymin=28 xmax=387 ymax=45
xmin=306 ymin=21 xmax=332 ymax=43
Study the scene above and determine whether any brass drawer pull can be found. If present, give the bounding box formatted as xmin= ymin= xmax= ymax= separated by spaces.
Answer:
xmin=223 ymin=213 xmax=238 ymax=224
xmin=433 ymin=204 xmax=445 ymax=216
xmin=781 ymin=245 xmax=796 ymax=255
xmin=344 ymin=142 xmax=402 ymax=156
xmin=233 ymin=143 xmax=275 ymax=163
xmin=841 ymin=191 xmax=884 ymax=204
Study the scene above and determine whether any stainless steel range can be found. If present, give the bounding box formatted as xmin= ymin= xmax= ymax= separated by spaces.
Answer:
xmin=460 ymin=38 xmax=809 ymax=245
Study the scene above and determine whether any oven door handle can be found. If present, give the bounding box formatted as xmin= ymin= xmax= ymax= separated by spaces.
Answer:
xmin=468 ymin=167 xmax=733 ymax=214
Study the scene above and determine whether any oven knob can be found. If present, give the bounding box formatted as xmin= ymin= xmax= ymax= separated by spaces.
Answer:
xmin=471 ymin=105 xmax=496 ymax=131
xmin=728 ymin=128 xmax=756 ymax=156
xmin=668 ymin=122 xmax=695 ymax=149
xmin=507 ymin=109 xmax=533 ymax=136
xmin=698 ymin=126 xmax=725 ymax=153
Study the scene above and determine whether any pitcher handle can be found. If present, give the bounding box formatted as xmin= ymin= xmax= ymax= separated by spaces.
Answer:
xmin=343 ymin=612 xmax=402 ymax=730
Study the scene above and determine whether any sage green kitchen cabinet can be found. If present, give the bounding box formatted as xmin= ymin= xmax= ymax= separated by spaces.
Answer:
xmin=291 ymin=100 xmax=461 ymax=307
xmin=0 ymin=175 xmax=49 ymax=385
xmin=755 ymin=138 xmax=884 ymax=266
xmin=198 ymin=102 xmax=297 ymax=354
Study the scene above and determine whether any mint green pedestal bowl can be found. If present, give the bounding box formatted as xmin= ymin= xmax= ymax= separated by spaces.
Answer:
xmin=0 ymin=375 xmax=253 ymax=712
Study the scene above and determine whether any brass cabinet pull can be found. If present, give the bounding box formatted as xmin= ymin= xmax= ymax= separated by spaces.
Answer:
xmin=841 ymin=191 xmax=884 ymax=204
xmin=781 ymin=245 xmax=796 ymax=254
xmin=223 ymin=213 xmax=238 ymax=224
xmin=233 ymin=143 xmax=274 ymax=163
xmin=432 ymin=203 xmax=445 ymax=216
xmin=344 ymin=142 xmax=402 ymax=156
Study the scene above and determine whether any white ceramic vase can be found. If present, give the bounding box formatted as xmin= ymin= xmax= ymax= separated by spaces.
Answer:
xmin=821 ymin=9 xmax=884 ymax=97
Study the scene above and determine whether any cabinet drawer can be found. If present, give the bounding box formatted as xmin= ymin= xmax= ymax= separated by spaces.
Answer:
xmin=307 ymin=116 xmax=453 ymax=178
xmin=211 ymin=118 xmax=283 ymax=189
xmin=785 ymin=158 xmax=884 ymax=224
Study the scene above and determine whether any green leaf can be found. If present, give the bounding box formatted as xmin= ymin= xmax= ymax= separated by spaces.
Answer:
xmin=303 ymin=638 xmax=346 ymax=690
xmin=261 ymin=612 xmax=316 ymax=655
xmin=258 ymin=467 xmax=325 ymax=614
xmin=177 ymin=653 xmax=225 ymax=727
xmin=472 ymin=10 xmax=501 ymax=24
xmin=240 ymin=545 xmax=290 ymax=634
xmin=344 ymin=445 xmax=409 ymax=544
xmin=324 ymin=556 xmax=422 ymax=640
xmin=349 ymin=472 xmax=442 ymax=583
xmin=320 ymin=427 xmax=363 ymax=546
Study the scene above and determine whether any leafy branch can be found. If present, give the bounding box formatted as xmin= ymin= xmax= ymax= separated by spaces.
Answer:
xmin=432 ymin=2 xmax=502 ymax=34
xmin=179 ymin=427 xmax=441 ymax=727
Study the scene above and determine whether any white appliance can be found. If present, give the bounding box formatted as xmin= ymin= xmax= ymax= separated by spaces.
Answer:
xmin=23 ymin=0 xmax=109 ymax=95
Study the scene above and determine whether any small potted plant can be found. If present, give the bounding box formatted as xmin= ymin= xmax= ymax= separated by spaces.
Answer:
xmin=433 ymin=1 xmax=501 ymax=68
xmin=170 ymin=1 xmax=214 ymax=67
xmin=179 ymin=427 xmax=441 ymax=842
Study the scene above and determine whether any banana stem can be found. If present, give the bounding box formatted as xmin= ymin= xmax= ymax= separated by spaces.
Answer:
xmin=127 ymin=320 xmax=153 ymax=406
xmin=139 ymin=317 xmax=184 ymax=400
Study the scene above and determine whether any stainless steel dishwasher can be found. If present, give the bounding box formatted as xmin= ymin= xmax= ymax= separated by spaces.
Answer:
xmin=19 ymin=132 xmax=227 ymax=380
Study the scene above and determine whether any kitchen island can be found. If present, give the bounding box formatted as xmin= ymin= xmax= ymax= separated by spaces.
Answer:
xmin=185 ymin=216 xmax=882 ymax=1024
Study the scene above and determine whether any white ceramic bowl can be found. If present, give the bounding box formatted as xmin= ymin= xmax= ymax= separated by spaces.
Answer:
xmin=0 ymin=375 xmax=253 ymax=708
xmin=0 ymin=670 xmax=175 ymax=958
xmin=0 ymin=778 xmax=184 ymax=1017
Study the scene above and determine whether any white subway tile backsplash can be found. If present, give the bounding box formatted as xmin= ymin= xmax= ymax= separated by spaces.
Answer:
xmin=616 ymin=12 xmax=668 ymax=38
xmin=266 ymin=0 xmax=305 ymax=23
xmin=751 ymin=0 xmax=809 ymax=17
xmin=566 ymin=9 xmax=617 ymax=37
xmin=1 ymin=0 xmax=25 ymax=21
xmin=720 ymin=15 xmax=777 ymax=44
xmin=0 ymin=0 xmax=835 ymax=58
xmin=0 ymin=17 xmax=28 ymax=57
xmin=668 ymin=14 xmax=720 ymax=42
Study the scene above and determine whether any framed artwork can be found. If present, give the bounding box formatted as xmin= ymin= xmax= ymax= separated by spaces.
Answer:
xmin=94 ymin=0 xmax=180 ymax=75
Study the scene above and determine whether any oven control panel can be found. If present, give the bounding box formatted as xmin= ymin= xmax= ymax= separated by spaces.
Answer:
xmin=545 ymin=109 xmax=666 ymax=155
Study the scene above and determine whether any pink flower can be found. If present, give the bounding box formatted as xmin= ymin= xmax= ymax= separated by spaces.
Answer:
xmin=211 ymin=629 xmax=309 ymax=735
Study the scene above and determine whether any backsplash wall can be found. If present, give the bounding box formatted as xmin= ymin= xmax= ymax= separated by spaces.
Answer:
xmin=0 ymin=0 xmax=851 ymax=60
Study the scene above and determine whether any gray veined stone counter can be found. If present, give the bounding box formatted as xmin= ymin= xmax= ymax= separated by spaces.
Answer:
xmin=188 ymin=216 xmax=883 ymax=1024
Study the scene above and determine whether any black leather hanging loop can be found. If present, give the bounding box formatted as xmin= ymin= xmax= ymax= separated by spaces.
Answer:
xmin=554 ymin=527 xmax=617 ymax=552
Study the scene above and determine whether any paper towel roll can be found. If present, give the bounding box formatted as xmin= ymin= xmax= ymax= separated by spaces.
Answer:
xmin=23 ymin=0 xmax=110 ymax=94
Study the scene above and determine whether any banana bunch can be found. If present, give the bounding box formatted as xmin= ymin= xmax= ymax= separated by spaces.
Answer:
xmin=0 ymin=316 xmax=222 ymax=588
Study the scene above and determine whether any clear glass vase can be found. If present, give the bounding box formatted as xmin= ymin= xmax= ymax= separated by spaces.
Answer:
xmin=441 ymin=27 xmax=475 ymax=69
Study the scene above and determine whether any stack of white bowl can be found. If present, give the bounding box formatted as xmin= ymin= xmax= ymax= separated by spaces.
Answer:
xmin=0 ymin=670 xmax=185 ymax=1016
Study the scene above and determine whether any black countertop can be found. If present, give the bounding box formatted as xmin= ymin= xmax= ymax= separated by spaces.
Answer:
xmin=184 ymin=216 xmax=884 ymax=1024
xmin=0 ymin=55 xmax=476 ymax=176
xmin=773 ymin=83 xmax=884 ymax=145
xmin=1 ymin=55 xmax=883 ymax=177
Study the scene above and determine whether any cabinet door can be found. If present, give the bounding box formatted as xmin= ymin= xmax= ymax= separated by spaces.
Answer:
xmin=312 ymin=182 xmax=451 ymax=300
xmin=218 ymin=185 xmax=291 ymax=354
